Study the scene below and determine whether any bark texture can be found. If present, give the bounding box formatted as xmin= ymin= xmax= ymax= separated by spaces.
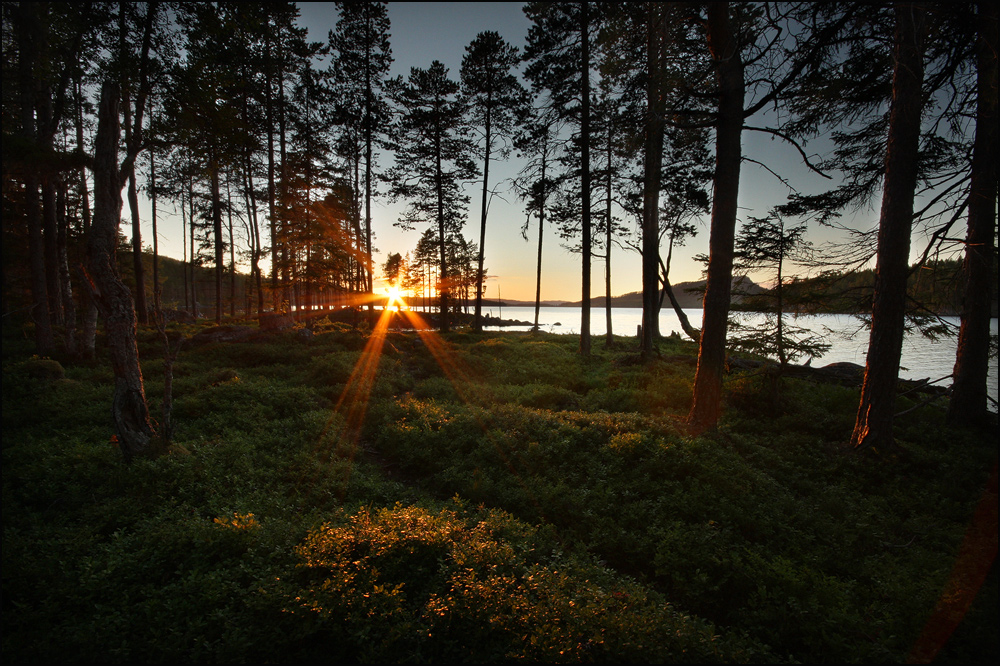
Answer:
xmin=850 ymin=3 xmax=927 ymax=450
xmin=688 ymin=2 xmax=744 ymax=431
xmin=579 ymin=1 xmax=593 ymax=357
xmin=641 ymin=3 xmax=666 ymax=359
xmin=88 ymin=81 xmax=154 ymax=462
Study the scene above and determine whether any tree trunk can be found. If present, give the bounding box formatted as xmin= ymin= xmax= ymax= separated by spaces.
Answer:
xmin=88 ymin=81 xmax=154 ymax=463
xmin=127 ymin=170 xmax=148 ymax=324
xmin=363 ymin=8 xmax=377 ymax=308
xmin=42 ymin=176 xmax=63 ymax=326
xmin=278 ymin=64 xmax=291 ymax=311
xmin=211 ymin=163 xmax=224 ymax=324
xmin=580 ymin=0 xmax=592 ymax=357
xmin=776 ymin=224 xmax=786 ymax=367
xmin=227 ymin=176 xmax=236 ymax=318
xmin=37 ymin=21 xmax=63 ymax=329
xmin=181 ymin=172 xmax=189 ymax=312
xmin=642 ymin=3 xmax=665 ymax=358
xmin=266 ymin=45 xmax=279 ymax=312
xmin=189 ymin=172 xmax=199 ymax=319
xmin=850 ymin=3 xmax=927 ymax=450
xmin=57 ymin=180 xmax=76 ymax=354
xmin=151 ymin=137 xmax=160 ymax=313
xmin=435 ymin=133 xmax=450 ymax=333
xmin=76 ymin=72 xmax=98 ymax=359
xmin=660 ymin=268 xmax=700 ymax=342
xmin=533 ymin=148 xmax=547 ymax=333
xmin=604 ymin=111 xmax=614 ymax=347
xmin=688 ymin=2 xmax=744 ymax=431
xmin=78 ymin=269 xmax=99 ymax=360
xmin=244 ymin=147 xmax=265 ymax=318
xmin=474 ymin=103 xmax=492 ymax=332
xmin=18 ymin=3 xmax=54 ymax=356
xmin=947 ymin=2 xmax=997 ymax=428
xmin=120 ymin=3 xmax=148 ymax=327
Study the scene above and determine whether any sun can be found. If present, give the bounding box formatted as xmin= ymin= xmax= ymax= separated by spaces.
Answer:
xmin=385 ymin=285 xmax=408 ymax=311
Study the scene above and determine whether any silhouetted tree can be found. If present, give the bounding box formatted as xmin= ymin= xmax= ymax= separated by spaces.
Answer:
xmin=118 ymin=2 xmax=159 ymax=325
xmin=515 ymin=106 xmax=562 ymax=331
xmin=389 ymin=61 xmax=478 ymax=332
xmin=330 ymin=1 xmax=393 ymax=303
xmin=461 ymin=31 xmax=527 ymax=331
xmin=688 ymin=3 xmax=856 ymax=431
xmin=850 ymin=3 xmax=929 ymax=451
xmin=524 ymin=1 xmax=597 ymax=356
xmin=687 ymin=2 xmax=745 ymax=431
xmin=88 ymin=81 xmax=155 ymax=462
xmin=947 ymin=3 xmax=998 ymax=428
xmin=731 ymin=213 xmax=830 ymax=366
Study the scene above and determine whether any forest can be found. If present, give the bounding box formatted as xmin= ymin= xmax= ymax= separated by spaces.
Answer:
xmin=3 ymin=1 xmax=997 ymax=663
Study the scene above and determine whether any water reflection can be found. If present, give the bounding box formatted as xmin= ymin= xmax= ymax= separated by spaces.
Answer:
xmin=483 ymin=306 xmax=998 ymax=405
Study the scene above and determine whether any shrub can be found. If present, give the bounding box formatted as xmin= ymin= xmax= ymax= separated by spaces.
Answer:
xmin=288 ymin=503 xmax=740 ymax=663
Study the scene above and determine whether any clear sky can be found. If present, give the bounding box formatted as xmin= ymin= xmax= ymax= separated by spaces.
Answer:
xmin=145 ymin=2 xmax=892 ymax=304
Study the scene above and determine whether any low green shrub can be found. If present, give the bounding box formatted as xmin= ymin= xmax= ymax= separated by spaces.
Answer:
xmin=288 ymin=502 xmax=744 ymax=663
xmin=3 ymin=326 xmax=995 ymax=664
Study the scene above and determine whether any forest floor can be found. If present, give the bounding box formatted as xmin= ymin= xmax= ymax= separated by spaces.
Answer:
xmin=2 ymin=315 xmax=997 ymax=663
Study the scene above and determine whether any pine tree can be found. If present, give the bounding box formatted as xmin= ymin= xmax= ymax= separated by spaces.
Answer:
xmin=731 ymin=214 xmax=830 ymax=366
xmin=514 ymin=105 xmax=562 ymax=332
xmin=389 ymin=61 xmax=478 ymax=333
xmin=687 ymin=3 xmax=858 ymax=431
xmin=850 ymin=3 xmax=929 ymax=451
xmin=775 ymin=4 xmax=984 ymax=443
xmin=947 ymin=3 xmax=998 ymax=428
xmin=88 ymin=79 xmax=156 ymax=462
xmin=460 ymin=31 xmax=527 ymax=331
xmin=687 ymin=2 xmax=746 ymax=431
xmin=118 ymin=2 xmax=159 ymax=326
xmin=9 ymin=2 xmax=97 ymax=355
xmin=329 ymin=1 xmax=393 ymax=304
xmin=524 ymin=1 xmax=598 ymax=356
xmin=171 ymin=3 xmax=243 ymax=323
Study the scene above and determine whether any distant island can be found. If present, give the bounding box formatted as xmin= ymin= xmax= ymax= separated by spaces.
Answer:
xmin=496 ymin=261 xmax=998 ymax=317
xmin=498 ymin=278 xmax=760 ymax=310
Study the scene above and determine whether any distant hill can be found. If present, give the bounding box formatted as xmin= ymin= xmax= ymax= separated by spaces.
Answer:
xmin=492 ymin=299 xmax=570 ymax=308
xmin=558 ymin=277 xmax=763 ymax=309
xmin=731 ymin=260 xmax=997 ymax=316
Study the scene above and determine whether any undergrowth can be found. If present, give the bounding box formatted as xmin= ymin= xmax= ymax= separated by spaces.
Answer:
xmin=2 ymin=320 xmax=995 ymax=663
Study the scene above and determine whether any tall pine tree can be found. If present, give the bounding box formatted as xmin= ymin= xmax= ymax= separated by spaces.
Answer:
xmin=389 ymin=62 xmax=478 ymax=333
xmin=461 ymin=31 xmax=527 ymax=331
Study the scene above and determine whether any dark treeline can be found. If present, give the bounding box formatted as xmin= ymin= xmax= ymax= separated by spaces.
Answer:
xmin=730 ymin=259 xmax=1000 ymax=317
xmin=2 ymin=2 xmax=995 ymax=456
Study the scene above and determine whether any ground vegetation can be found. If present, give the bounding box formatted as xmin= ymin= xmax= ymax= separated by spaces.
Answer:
xmin=3 ymin=320 xmax=995 ymax=663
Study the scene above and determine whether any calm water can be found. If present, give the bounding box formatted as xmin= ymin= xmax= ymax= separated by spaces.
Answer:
xmin=481 ymin=306 xmax=999 ymax=406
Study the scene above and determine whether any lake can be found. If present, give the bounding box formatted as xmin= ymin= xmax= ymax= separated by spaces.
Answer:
xmin=479 ymin=305 xmax=999 ymax=407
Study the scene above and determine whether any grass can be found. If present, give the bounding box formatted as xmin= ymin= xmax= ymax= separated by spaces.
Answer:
xmin=2 ymin=318 xmax=996 ymax=663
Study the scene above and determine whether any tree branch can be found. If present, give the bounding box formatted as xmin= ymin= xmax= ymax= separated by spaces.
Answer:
xmin=744 ymin=125 xmax=832 ymax=178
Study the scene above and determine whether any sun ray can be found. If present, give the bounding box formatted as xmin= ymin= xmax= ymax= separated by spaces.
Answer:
xmin=395 ymin=310 xmax=552 ymax=520
xmin=400 ymin=310 xmax=479 ymax=401
xmin=299 ymin=307 xmax=549 ymax=522
xmin=301 ymin=306 xmax=394 ymax=500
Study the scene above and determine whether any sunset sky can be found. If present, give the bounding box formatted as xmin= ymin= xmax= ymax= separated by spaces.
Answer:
xmin=145 ymin=2 xmax=883 ymax=303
